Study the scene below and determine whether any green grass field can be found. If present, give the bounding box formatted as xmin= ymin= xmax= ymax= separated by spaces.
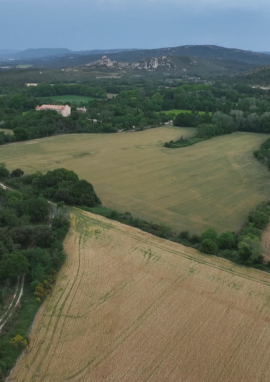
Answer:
xmin=162 ymin=109 xmax=212 ymax=116
xmin=45 ymin=95 xmax=102 ymax=104
xmin=1 ymin=126 xmax=270 ymax=234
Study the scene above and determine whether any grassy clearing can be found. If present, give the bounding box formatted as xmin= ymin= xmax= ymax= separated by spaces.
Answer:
xmin=0 ymin=128 xmax=13 ymax=135
xmin=0 ymin=127 xmax=269 ymax=234
xmin=8 ymin=209 xmax=270 ymax=382
xmin=44 ymin=95 xmax=102 ymax=104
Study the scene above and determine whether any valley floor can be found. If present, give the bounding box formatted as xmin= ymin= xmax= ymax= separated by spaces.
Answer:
xmin=1 ymin=127 xmax=270 ymax=234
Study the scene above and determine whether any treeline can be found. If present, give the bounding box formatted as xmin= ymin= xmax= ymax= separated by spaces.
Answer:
xmin=173 ymin=112 xmax=212 ymax=127
xmin=165 ymin=108 xmax=270 ymax=148
xmin=27 ymin=84 xmax=106 ymax=98
xmin=0 ymin=166 xmax=101 ymax=379
xmin=254 ymin=138 xmax=270 ymax=170
xmin=2 ymin=81 xmax=270 ymax=146
xmin=4 ymin=167 xmax=101 ymax=208
xmin=4 ymin=110 xmax=91 ymax=141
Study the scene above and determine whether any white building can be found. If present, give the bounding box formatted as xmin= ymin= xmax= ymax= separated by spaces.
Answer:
xmin=36 ymin=104 xmax=71 ymax=117
xmin=76 ymin=107 xmax=87 ymax=113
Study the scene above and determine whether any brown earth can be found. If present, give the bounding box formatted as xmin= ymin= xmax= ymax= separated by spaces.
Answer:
xmin=8 ymin=208 xmax=270 ymax=382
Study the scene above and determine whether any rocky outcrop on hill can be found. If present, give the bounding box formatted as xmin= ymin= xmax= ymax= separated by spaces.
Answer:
xmin=85 ymin=55 xmax=175 ymax=71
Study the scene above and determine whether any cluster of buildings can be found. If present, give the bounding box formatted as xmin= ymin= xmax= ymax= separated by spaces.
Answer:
xmin=35 ymin=105 xmax=87 ymax=117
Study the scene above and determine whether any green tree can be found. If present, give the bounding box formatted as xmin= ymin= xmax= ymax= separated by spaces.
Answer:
xmin=200 ymin=228 xmax=217 ymax=242
xmin=237 ymin=235 xmax=262 ymax=265
xmin=25 ymin=196 xmax=50 ymax=222
xmin=216 ymin=232 xmax=236 ymax=250
xmin=200 ymin=239 xmax=218 ymax=255
xmin=0 ymin=252 xmax=29 ymax=280
xmin=0 ymin=163 xmax=9 ymax=178
xmin=248 ymin=211 xmax=269 ymax=230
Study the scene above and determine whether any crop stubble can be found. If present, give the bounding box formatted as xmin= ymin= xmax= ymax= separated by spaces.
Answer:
xmin=8 ymin=209 xmax=270 ymax=382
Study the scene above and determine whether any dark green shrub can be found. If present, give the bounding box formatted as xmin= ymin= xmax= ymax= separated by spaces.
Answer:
xmin=190 ymin=234 xmax=200 ymax=244
xmin=200 ymin=239 xmax=218 ymax=255
xmin=248 ymin=211 xmax=269 ymax=230
xmin=179 ymin=230 xmax=190 ymax=240
xmin=200 ymin=228 xmax=217 ymax=242
xmin=216 ymin=232 xmax=236 ymax=249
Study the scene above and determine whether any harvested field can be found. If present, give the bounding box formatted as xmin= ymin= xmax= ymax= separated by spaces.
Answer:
xmin=1 ymin=127 xmax=270 ymax=234
xmin=8 ymin=208 xmax=270 ymax=382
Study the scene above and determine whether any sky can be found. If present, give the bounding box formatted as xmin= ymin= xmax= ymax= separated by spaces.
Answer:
xmin=1 ymin=0 xmax=269 ymax=52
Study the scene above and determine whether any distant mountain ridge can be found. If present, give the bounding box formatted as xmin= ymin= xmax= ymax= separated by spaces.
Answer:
xmin=1 ymin=48 xmax=139 ymax=60
xmin=0 ymin=49 xmax=20 ymax=58
xmin=4 ymin=45 xmax=270 ymax=65
xmin=12 ymin=48 xmax=73 ymax=59
xmin=2 ymin=45 xmax=270 ymax=78
xmin=39 ymin=45 xmax=270 ymax=71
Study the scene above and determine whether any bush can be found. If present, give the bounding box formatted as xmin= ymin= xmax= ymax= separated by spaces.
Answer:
xmin=200 ymin=239 xmax=218 ymax=255
xmin=216 ymin=232 xmax=236 ymax=250
xmin=0 ymin=163 xmax=9 ymax=179
xmin=240 ymin=223 xmax=262 ymax=239
xmin=190 ymin=234 xmax=200 ymax=244
xmin=238 ymin=234 xmax=263 ymax=265
xmin=179 ymin=230 xmax=190 ymax=240
xmin=11 ymin=169 xmax=24 ymax=178
xmin=248 ymin=211 xmax=269 ymax=230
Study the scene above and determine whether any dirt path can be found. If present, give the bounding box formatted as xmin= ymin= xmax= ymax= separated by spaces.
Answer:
xmin=0 ymin=182 xmax=10 ymax=190
xmin=261 ymin=223 xmax=270 ymax=262
xmin=0 ymin=275 xmax=25 ymax=332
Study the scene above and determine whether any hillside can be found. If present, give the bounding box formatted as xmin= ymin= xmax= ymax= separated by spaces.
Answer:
xmin=0 ymin=49 xmax=20 ymax=58
xmin=83 ymin=54 xmax=256 ymax=76
xmin=8 ymin=208 xmax=270 ymax=382
xmin=3 ymin=45 xmax=270 ymax=77
xmin=235 ymin=65 xmax=270 ymax=86
xmin=47 ymin=44 xmax=270 ymax=67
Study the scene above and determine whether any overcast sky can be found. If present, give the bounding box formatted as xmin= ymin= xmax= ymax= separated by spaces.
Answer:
xmin=1 ymin=0 xmax=269 ymax=52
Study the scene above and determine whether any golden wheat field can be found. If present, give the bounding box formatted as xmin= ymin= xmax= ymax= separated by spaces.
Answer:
xmin=1 ymin=127 xmax=270 ymax=233
xmin=8 ymin=208 xmax=270 ymax=382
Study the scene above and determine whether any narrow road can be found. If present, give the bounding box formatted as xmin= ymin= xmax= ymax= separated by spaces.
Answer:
xmin=0 ymin=275 xmax=25 ymax=332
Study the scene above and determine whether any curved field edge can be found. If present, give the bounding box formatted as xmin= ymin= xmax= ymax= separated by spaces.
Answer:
xmin=7 ymin=208 xmax=270 ymax=382
xmin=0 ymin=128 xmax=269 ymax=234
